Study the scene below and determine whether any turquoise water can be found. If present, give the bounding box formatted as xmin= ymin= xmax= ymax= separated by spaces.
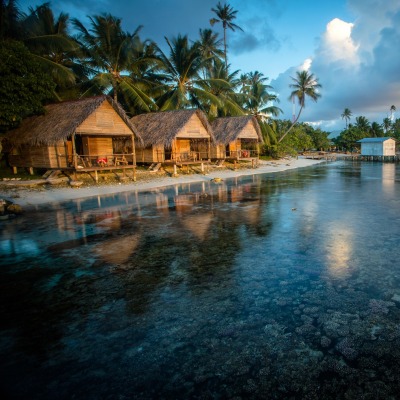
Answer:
xmin=1 ymin=161 xmax=400 ymax=399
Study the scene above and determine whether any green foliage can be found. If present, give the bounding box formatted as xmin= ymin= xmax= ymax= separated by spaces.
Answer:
xmin=0 ymin=40 xmax=55 ymax=132
xmin=333 ymin=125 xmax=366 ymax=150
xmin=259 ymin=119 xmax=328 ymax=157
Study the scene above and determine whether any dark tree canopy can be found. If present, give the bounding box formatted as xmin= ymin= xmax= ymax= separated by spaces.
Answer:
xmin=0 ymin=40 xmax=55 ymax=132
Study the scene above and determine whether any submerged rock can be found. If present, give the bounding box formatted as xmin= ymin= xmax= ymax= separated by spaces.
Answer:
xmin=0 ymin=199 xmax=23 ymax=218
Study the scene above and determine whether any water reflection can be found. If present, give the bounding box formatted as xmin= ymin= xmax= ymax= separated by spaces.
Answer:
xmin=2 ymin=162 xmax=400 ymax=399
xmin=325 ymin=223 xmax=353 ymax=278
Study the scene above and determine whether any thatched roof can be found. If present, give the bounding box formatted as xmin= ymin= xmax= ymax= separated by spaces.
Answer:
xmin=130 ymin=109 xmax=215 ymax=147
xmin=6 ymin=96 xmax=140 ymax=146
xmin=212 ymin=115 xmax=263 ymax=144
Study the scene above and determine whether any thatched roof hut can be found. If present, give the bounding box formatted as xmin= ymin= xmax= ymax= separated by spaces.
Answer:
xmin=6 ymin=96 xmax=140 ymax=177
xmin=7 ymin=95 xmax=140 ymax=146
xmin=131 ymin=109 xmax=214 ymax=148
xmin=212 ymin=115 xmax=263 ymax=144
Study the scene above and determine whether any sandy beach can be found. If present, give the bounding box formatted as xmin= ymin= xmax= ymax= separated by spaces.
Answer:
xmin=0 ymin=157 xmax=326 ymax=209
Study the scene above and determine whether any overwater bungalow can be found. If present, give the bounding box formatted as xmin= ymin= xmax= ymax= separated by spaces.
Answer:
xmin=131 ymin=109 xmax=215 ymax=172
xmin=211 ymin=116 xmax=263 ymax=164
xmin=6 ymin=96 xmax=140 ymax=181
xmin=357 ymin=137 xmax=396 ymax=156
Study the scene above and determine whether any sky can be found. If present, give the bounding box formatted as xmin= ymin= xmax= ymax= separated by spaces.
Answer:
xmin=18 ymin=0 xmax=400 ymax=133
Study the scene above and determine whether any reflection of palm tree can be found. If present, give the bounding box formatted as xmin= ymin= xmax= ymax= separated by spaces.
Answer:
xmin=278 ymin=70 xmax=321 ymax=143
xmin=341 ymin=108 xmax=352 ymax=129
xmin=210 ymin=2 xmax=243 ymax=71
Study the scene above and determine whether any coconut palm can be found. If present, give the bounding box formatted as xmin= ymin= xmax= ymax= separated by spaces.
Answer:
xmin=195 ymin=28 xmax=224 ymax=76
xmin=200 ymin=58 xmax=244 ymax=117
xmin=341 ymin=108 xmax=352 ymax=129
xmin=1 ymin=0 xmax=23 ymax=40
xmin=355 ymin=116 xmax=370 ymax=132
xmin=278 ymin=70 xmax=321 ymax=143
xmin=210 ymin=2 xmax=243 ymax=71
xmin=18 ymin=3 xmax=80 ymax=91
xmin=383 ymin=117 xmax=392 ymax=134
xmin=153 ymin=34 xmax=227 ymax=111
xmin=390 ymin=105 xmax=396 ymax=121
xmin=242 ymin=80 xmax=282 ymax=121
xmin=72 ymin=14 xmax=156 ymax=111
xmin=370 ymin=121 xmax=383 ymax=137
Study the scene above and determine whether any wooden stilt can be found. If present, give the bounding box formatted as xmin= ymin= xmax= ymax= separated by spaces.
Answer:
xmin=12 ymin=166 xmax=17 ymax=174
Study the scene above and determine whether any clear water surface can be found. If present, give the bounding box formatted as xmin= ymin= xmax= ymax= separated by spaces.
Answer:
xmin=1 ymin=161 xmax=400 ymax=399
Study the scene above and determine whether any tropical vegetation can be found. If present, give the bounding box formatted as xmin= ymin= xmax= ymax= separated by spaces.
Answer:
xmin=1 ymin=0 xmax=329 ymax=156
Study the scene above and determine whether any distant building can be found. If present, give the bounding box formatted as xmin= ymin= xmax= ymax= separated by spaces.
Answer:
xmin=357 ymin=137 xmax=396 ymax=156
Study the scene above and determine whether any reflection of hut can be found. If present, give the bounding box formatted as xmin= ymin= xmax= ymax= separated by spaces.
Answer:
xmin=131 ymin=109 xmax=215 ymax=164
xmin=211 ymin=116 xmax=263 ymax=160
xmin=357 ymin=137 xmax=396 ymax=156
xmin=94 ymin=234 xmax=140 ymax=265
xmin=182 ymin=213 xmax=213 ymax=240
xmin=7 ymin=96 xmax=140 ymax=180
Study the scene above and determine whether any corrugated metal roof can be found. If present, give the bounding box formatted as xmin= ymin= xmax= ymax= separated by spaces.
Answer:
xmin=357 ymin=137 xmax=394 ymax=143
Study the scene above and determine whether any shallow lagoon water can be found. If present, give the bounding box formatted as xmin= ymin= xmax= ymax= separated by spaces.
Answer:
xmin=2 ymin=161 xmax=400 ymax=399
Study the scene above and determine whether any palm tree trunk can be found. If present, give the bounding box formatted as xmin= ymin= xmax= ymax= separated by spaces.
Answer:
xmin=223 ymin=27 xmax=227 ymax=71
xmin=278 ymin=105 xmax=303 ymax=143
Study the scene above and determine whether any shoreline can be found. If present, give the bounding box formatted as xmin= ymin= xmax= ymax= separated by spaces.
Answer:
xmin=0 ymin=158 xmax=326 ymax=209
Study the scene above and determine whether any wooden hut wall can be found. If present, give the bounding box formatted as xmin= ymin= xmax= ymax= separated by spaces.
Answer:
xmin=237 ymin=120 xmax=260 ymax=139
xmin=48 ymin=143 xmax=69 ymax=168
xmin=175 ymin=114 xmax=210 ymax=139
xmin=174 ymin=139 xmax=191 ymax=157
xmin=136 ymin=145 xmax=164 ymax=163
xmin=10 ymin=143 xmax=69 ymax=168
xmin=82 ymin=137 xmax=113 ymax=157
xmin=229 ymin=140 xmax=241 ymax=153
xmin=76 ymin=101 xmax=132 ymax=135
xmin=210 ymin=144 xmax=224 ymax=159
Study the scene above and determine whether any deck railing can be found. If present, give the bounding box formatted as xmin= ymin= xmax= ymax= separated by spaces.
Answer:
xmin=226 ymin=149 xmax=259 ymax=159
xmin=153 ymin=150 xmax=210 ymax=163
xmin=74 ymin=153 xmax=133 ymax=168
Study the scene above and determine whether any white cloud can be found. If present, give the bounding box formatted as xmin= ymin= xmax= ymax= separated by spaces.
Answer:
xmin=318 ymin=18 xmax=359 ymax=67
xmin=272 ymin=1 xmax=400 ymax=132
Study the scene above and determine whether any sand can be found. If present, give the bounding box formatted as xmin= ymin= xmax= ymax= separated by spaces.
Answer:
xmin=0 ymin=157 xmax=326 ymax=209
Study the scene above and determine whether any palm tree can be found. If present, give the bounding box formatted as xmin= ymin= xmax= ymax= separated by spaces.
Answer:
xmin=153 ymin=34 xmax=226 ymax=111
xmin=370 ymin=121 xmax=383 ymax=137
xmin=341 ymin=108 xmax=352 ymax=129
xmin=278 ymin=70 xmax=322 ymax=143
xmin=390 ymin=105 xmax=396 ymax=121
xmin=210 ymin=2 xmax=243 ymax=71
xmin=1 ymin=0 xmax=23 ymax=40
xmin=201 ymin=58 xmax=244 ymax=117
xmin=72 ymin=14 xmax=155 ymax=111
xmin=355 ymin=116 xmax=370 ymax=132
xmin=196 ymin=28 xmax=224 ymax=76
xmin=383 ymin=117 xmax=392 ymax=134
xmin=17 ymin=3 xmax=80 ymax=92
xmin=242 ymin=80 xmax=282 ymax=121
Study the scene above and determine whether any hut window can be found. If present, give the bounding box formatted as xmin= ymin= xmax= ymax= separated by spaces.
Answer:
xmin=96 ymin=112 xmax=114 ymax=128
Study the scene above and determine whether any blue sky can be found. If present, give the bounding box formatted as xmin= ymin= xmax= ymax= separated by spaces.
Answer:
xmin=19 ymin=0 xmax=400 ymax=132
